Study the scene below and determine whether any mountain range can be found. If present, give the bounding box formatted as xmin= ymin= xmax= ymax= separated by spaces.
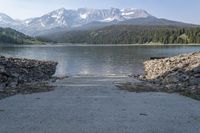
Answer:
xmin=0 ymin=8 xmax=196 ymax=36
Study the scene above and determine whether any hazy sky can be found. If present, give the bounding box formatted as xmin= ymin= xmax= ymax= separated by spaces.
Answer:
xmin=0 ymin=0 xmax=199 ymax=24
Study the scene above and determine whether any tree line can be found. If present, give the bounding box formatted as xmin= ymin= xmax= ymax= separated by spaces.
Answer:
xmin=41 ymin=25 xmax=200 ymax=44
xmin=0 ymin=27 xmax=38 ymax=44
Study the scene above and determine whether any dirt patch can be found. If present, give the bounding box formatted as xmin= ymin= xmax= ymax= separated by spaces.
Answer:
xmin=117 ymin=81 xmax=200 ymax=101
xmin=0 ymin=82 xmax=55 ymax=100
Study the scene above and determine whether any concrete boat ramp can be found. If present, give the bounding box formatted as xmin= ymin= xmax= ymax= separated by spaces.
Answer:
xmin=0 ymin=76 xmax=200 ymax=133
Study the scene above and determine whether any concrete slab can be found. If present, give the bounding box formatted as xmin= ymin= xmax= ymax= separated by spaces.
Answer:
xmin=0 ymin=76 xmax=200 ymax=133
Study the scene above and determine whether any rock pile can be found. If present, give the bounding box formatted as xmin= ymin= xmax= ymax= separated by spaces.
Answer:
xmin=118 ymin=52 xmax=200 ymax=100
xmin=141 ymin=52 xmax=200 ymax=93
xmin=143 ymin=52 xmax=200 ymax=80
xmin=0 ymin=56 xmax=57 ymax=89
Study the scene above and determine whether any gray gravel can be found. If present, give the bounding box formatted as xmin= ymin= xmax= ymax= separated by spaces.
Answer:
xmin=0 ymin=76 xmax=200 ymax=133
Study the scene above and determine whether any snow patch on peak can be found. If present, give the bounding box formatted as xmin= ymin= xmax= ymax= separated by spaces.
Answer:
xmin=122 ymin=11 xmax=135 ymax=16
xmin=101 ymin=15 xmax=124 ymax=22
xmin=40 ymin=22 xmax=46 ymax=27
xmin=51 ymin=14 xmax=61 ymax=19
xmin=25 ymin=20 xmax=31 ymax=25
xmin=102 ymin=17 xmax=115 ymax=22
xmin=80 ymin=13 xmax=88 ymax=19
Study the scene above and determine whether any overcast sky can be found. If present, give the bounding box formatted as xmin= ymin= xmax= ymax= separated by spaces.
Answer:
xmin=0 ymin=0 xmax=199 ymax=24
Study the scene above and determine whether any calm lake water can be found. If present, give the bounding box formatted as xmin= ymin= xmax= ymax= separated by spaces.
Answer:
xmin=0 ymin=44 xmax=200 ymax=76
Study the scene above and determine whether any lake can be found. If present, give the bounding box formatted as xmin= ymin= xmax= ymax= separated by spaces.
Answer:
xmin=0 ymin=44 xmax=200 ymax=76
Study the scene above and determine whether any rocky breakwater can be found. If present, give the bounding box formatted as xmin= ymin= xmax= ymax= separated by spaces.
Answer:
xmin=117 ymin=52 xmax=200 ymax=100
xmin=0 ymin=56 xmax=58 ymax=99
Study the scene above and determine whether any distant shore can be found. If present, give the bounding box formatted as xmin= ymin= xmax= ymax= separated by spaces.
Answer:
xmin=51 ymin=43 xmax=200 ymax=46
xmin=0 ymin=42 xmax=200 ymax=47
xmin=2 ymin=43 xmax=200 ymax=47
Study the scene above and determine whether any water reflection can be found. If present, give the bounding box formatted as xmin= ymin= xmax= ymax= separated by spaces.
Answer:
xmin=0 ymin=45 xmax=200 ymax=76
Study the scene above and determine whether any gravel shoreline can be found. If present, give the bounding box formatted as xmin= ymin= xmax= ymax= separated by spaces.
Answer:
xmin=117 ymin=52 xmax=200 ymax=100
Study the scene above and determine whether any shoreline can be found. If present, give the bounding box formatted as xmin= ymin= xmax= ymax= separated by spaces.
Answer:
xmin=1 ymin=51 xmax=200 ymax=101
xmin=1 ymin=43 xmax=200 ymax=47
xmin=116 ymin=52 xmax=200 ymax=100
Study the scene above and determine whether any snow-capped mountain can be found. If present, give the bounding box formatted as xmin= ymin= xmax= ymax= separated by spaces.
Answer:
xmin=0 ymin=8 xmax=194 ymax=36
xmin=23 ymin=8 xmax=152 ymax=32
xmin=0 ymin=13 xmax=20 ymax=27
xmin=0 ymin=8 xmax=152 ymax=35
